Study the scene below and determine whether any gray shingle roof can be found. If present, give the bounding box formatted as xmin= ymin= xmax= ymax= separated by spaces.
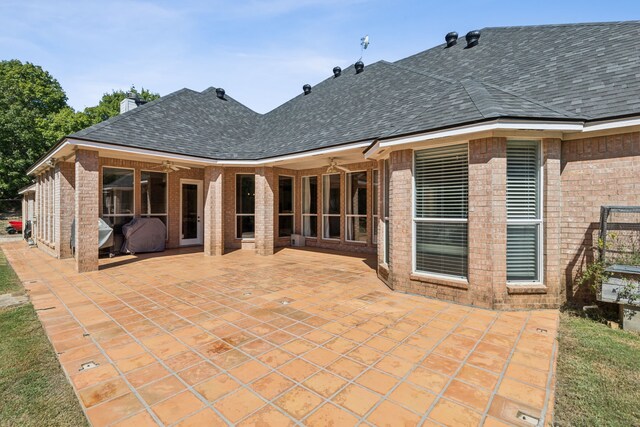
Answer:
xmin=69 ymin=20 xmax=640 ymax=160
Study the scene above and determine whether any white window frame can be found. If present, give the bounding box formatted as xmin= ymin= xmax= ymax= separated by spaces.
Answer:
xmin=322 ymin=173 xmax=341 ymax=241
xmin=345 ymin=170 xmax=368 ymax=243
xmin=301 ymin=175 xmax=318 ymax=238
xmin=506 ymin=139 xmax=544 ymax=285
xmin=278 ymin=175 xmax=295 ymax=238
xmin=372 ymin=169 xmax=379 ymax=245
xmin=141 ymin=170 xmax=169 ymax=240
xmin=235 ymin=173 xmax=256 ymax=240
xmin=412 ymin=142 xmax=470 ymax=281
xmin=101 ymin=166 xmax=136 ymax=223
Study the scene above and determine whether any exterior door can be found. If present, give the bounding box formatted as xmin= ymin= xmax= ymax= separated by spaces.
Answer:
xmin=180 ymin=179 xmax=203 ymax=246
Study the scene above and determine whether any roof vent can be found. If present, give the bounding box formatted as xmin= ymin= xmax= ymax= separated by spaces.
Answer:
xmin=216 ymin=88 xmax=226 ymax=99
xmin=355 ymin=61 xmax=364 ymax=74
xmin=465 ymin=30 xmax=481 ymax=48
xmin=445 ymin=32 xmax=458 ymax=48
xmin=333 ymin=66 xmax=342 ymax=78
xmin=303 ymin=84 xmax=312 ymax=95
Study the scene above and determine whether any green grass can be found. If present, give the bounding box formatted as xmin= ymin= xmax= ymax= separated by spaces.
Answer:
xmin=554 ymin=311 xmax=640 ymax=426
xmin=0 ymin=248 xmax=88 ymax=427
xmin=0 ymin=249 xmax=23 ymax=294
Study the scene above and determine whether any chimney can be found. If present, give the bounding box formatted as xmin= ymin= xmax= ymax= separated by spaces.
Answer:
xmin=119 ymin=92 xmax=139 ymax=114
xmin=303 ymin=84 xmax=311 ymax=95
xmin=465 ymin=30 xmax=481 ymax=48
xmin=355 ymin=61 xmax=364 ymax=74
xmin=333 ymin=66 xmax=342 ymax=77
xmin=445 ymin=32 xmax=458 ymax=48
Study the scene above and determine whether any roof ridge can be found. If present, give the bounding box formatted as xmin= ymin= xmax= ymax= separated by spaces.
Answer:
xmin=480 ymin=20 xmax=640 ymax=31
xmin=478 ymin=81 xmax=577 ymax=118
xmin=459 ymin=79 xmax=494 ymax=119
xmin=71 ymin=88 xmax=197 ymax=138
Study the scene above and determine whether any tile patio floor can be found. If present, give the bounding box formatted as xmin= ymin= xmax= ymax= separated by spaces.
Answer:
xmin=2 ymin=242 xmax=558 ymax=427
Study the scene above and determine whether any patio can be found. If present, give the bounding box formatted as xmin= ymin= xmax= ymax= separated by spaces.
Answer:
xmin=2 ymin=241 xmax=558 ymax=427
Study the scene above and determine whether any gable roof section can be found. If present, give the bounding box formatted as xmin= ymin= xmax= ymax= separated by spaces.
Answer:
xmin=71 ymin=88 xmax=262 ymax=160
xmin=396 ymin=21 xmax=640 ymax=120
xmin=66 ymin=20 xmax=640 ymax=161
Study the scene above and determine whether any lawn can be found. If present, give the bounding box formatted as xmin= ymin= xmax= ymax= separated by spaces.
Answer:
xmin=0 ymin=248 xmax=88 ymax=427
xmin=554 ymin=310 xmax=640 ymax=426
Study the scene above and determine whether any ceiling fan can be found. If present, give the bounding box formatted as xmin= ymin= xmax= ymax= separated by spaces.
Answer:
xmin=155 ymin=160 xmax=191 ymax=173
xmin=326 ymin=158 xmax=350 ymax=173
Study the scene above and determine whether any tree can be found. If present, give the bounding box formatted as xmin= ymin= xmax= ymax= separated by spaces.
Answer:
xmin=84 ymin=88 xmax=160 ymax=124
xmin=0 ymin=60 xmax=67 ymax=199
xmin=0 ymin=59 xmax=161 ymax=199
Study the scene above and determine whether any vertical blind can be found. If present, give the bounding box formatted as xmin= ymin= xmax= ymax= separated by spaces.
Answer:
xmin=506 ymin=140 xmax=541 ymax=282
xmin=414 ymin=143 xmax=468 ymax=278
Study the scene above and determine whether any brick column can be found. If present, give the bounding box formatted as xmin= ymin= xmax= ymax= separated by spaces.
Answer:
xmin=255 ymin=167 xmax=275 ymax=256
xmin=55 ymin=162 xmax=75 ymax=259
xmin=75 ymin=149 xmax=99 ymax=272
xmin=468 ymin=137 xmax=506 ymax=308
xmin=204 ymin=166 xmax=224 ymax=256
xmin=388 ymin=150 xmax=413 ymax=291
xmin=543 ymin=138 xmax=562 ymax=303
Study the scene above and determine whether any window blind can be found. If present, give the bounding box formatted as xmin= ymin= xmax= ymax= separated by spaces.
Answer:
xmin=507 ymin=141 xmax=539 ymax=220
xmin=506 ymin=140 xmax=541 ymax=282
xmin=415 ymin=144 xmax=468 ymax=219
xmin=414 ymin=143 xmax=468 ymax=278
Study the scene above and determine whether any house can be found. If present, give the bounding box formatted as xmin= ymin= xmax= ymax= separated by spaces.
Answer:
xmin=25 ymin=21 xmax=640 ymax=310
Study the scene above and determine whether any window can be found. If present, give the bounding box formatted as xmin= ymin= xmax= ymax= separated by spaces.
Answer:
xmin=373 ymin=169 xmax=379 ymax=244
xmin=346 ymin=171 xmax=367 ymax=242
xmin=414 ymin=144 xmax=468 ymax=278
xmin=141 ymin=171 xmax=168 ymax=231
xmin=278 ymin=176 xmax=294 ymax=237
xmin=384 ymin=160 xmax=390 ymax=264
xmin=302 ymin=176 xmax=317 ymax=237
xmin=507 ymin=140 xmax=542 ymax=282
xmin=102 ymin=167 xmax=134 ymax=233
xmin=322 ymin=174 xmax=340 ymax=239
xmin=236 ymin=174 xmax=255 ymax=239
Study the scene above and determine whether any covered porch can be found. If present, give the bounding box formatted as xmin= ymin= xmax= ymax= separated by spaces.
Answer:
xmin=28 ymin=141 xmax=383 ymax=274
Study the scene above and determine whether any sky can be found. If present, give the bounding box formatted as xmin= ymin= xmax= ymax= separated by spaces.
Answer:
xmin=2 ymin=0 xmax=639 ymax=114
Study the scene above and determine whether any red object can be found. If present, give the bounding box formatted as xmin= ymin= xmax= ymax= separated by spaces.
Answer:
xmin=8 ymin=221 xmax=22 ymax=232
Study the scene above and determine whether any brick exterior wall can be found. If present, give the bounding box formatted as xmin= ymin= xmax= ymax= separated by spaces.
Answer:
xmin=255 ymin=167 xmax=275 ymax=255
xmin=204 ymin=166 xmax=224 ymax=256
xmin=32 ymin=130 xmax=639 ymax=308
xmin=387 ymin=138 xmax=564 ymax=310
xmin=54 ymin=161 xmax=75 ymax=259
xmin=561 ymin=132 xmax=640 ymax=301
xmin=75 ymin=149 xmax=99 ymax=272
xmin=387 ymin=149 xmax=413 ymax=292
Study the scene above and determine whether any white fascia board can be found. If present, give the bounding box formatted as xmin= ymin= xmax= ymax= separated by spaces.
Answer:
xmin=18 ymin=184 xmax=36 ymax=194
xmin=67 ymin=139 xmax=219 ymax=165
xmin=28 ymin=138 xmax=373 ymax=174
xmin=218 ymin=141 xmax=373 ymax=166
xmin=27 ymin=140 xmax=71 ymax=175
xmin=582 ymin=116 xmax=640 ymax=132
xmin=366 ymin=119 xmax=584 ymax=156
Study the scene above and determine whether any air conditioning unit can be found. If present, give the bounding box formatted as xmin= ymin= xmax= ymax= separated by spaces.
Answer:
xmin=291 ymin=234 xmax=305 ymax=247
